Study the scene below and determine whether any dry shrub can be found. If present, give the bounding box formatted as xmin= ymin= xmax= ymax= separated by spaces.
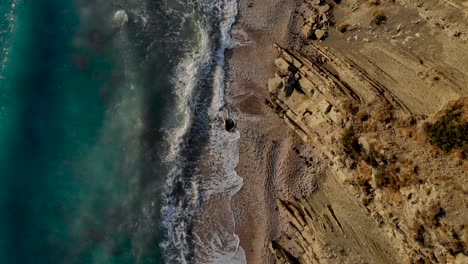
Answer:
xmin=383 ymin=187 xmax=404 ymax=203
xmin=356 ymin=162 xmax=372 ymax=186
xmin=374 ymin=165 xmax=387 ymax=188
xmin=362 ymin=122 xmax=378 ymax=133
xmin=371 ymin=9 xmax=387 ymax=25
xmin=373 ymin=102 xmax=393 ymax=123
xmin=341 ymin=126 xmax=362 ymax=154
xmin=426 ymin=103 xmax=468 ymax=152
xmin=336 ymin=23 xmax=350 ymax=33
xmin=421 ymin=203 xmax=444 ymax=228
xmin=400 ymin=128 xmax=414 ymax=139
xmin=342 ymin=100 xmax=359 ymax=115
xmin=453 ymin=149 xmax=466 ymax=160
xmin=361 ymin=195 xmax=372 ymax=206
xmin=395 ymin=116 xmax=416 ymax=128
xmin=356 ymin=110 xmax=369 ymax=121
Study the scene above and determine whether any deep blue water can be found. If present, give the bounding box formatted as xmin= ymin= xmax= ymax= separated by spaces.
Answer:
xmin=0 ymin=0 xmax=198 ymax=263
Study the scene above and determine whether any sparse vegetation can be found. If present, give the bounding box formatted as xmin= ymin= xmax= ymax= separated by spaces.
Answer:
xmin=426 ymin=104 xmax=468 ymax=152
xmin=362 ymin=147 xmax=379 ymax=167
xmin=341 ymin=126 xmax=362 ymax=154
xmin=374 ymin=165 xmax=387 ymax=188
xmin=373 ymin=102 xmax=394 ymax=123
xmin=336 ymin=23 xmax=350 ymax=33
xmin=356 ymin=110 xmax=369 ymax=121
xmin=342 ymin=100 xmax=359 ymax=115
xmin=367 ymin=0 xmax=380 ymax=5
xmin=371 ymin=9 xmax=387 ymax=25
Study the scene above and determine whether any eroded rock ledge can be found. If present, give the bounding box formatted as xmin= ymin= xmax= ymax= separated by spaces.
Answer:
xmin=266 ymin=43 xmax=467 ymax=263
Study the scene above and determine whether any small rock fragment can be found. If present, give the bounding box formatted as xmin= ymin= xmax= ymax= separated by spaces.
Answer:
xmin=268 ymin=75 xmax=283 ymax=92
xmin=315 ymin=29 xmax=326 ymax=39
xmin=319 ymin=4 xmax=330 ymax=16
xmin=275 ymin=58 xmax=291 ymax=76
xmin=301 ymin=24 xmax=313 ymax=39
xmin=322 ymin=13 xmax=328 ymax=23
xmin=396 ymin=24 xmax=401 ymax=32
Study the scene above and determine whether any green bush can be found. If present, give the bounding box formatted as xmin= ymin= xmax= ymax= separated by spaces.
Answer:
xmin=426 ymin=104 xmax=468 ymax=152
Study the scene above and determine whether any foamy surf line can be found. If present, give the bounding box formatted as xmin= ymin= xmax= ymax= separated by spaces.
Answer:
xmin=0 ymin=0 xmax=19 ymax=79
xmin=160 ymin=0 xmax=246 ymax=263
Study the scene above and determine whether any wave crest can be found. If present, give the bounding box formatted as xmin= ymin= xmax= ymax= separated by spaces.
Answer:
xmin=160 ymin=0 xmax=246 ymax=263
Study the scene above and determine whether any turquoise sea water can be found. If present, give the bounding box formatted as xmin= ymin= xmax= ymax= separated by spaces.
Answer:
xmin=0 ymin=0 xmax=198 ymax=263
xmin=1 ymin=0 xmax=244 ymax=263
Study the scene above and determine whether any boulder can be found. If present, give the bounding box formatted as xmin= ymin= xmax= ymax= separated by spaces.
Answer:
xmin=275 ymin=58 xmax=291 ymax=76
xmin=299 ymin=77 xmax=316 ymax=97
xmin=307 ymin=12 xmax=317 ymax=24
xmin=224 ymin=119 xmax=236 ymax=132
xmin=268 ymin=75 xmax=283 ymax=93
xmin=315 ymin=29 xmax=326 ymax=39
xmin=319 ymin=4 xmax=330 ymax=16
xmin=328 ymin=108 xmax=344 ymax=126
xmin=321 ymin=13 xmax=328 ymax=23
xmin=301 ymin=24 xmax=313 ymax=39
xmin=318 ymin=100 xmax=332 ymax=114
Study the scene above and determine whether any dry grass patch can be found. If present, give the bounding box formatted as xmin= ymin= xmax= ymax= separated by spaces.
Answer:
xmin=371 ymin=9 xmax=387 ymax=25
xmin=426 ymin=103 xmax=468 ymax=152
xmin=336 ymin=23 xmax=350 ymax=33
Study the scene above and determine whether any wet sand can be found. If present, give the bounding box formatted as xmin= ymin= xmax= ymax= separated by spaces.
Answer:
xmin=226 ymin=0 xmax=322 ymax=263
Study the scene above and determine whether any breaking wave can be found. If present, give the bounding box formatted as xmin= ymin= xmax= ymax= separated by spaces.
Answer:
xmin=160 ymin=0 xmax=246 ymax=263
xmin=0 ymin=0 xmax=19 ymax=80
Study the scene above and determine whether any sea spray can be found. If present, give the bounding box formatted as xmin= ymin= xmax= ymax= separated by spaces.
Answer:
xmin=161 ymin=0 xmax=246 ymax=263
xmin=0 ymin=0 xmax=18 ymax=79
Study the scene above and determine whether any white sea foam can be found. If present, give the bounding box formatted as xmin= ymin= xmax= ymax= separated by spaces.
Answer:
xmin=113 ymin=10 xmax=129 ymax=28
xmin=164 ymin=18 xmax=211 ymax=162
xmin=160 ymin=0 xmax=246 ymax=263
xmin=0 ymin=0 xmax=19 ymax=80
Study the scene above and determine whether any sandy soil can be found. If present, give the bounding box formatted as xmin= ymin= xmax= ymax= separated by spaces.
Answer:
xmin=237 ymin=0 xmax=468 ymax=262
xmin=226 ymin=0 xmax=324 ymax=263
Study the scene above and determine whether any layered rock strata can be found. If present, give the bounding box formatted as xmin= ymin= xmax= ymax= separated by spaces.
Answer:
xmin=266 ymin=43 xmax=467 ymax=263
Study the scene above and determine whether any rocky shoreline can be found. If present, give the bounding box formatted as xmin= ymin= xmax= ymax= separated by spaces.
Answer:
xmin=229 ymin=0 xmax=467 ymax=263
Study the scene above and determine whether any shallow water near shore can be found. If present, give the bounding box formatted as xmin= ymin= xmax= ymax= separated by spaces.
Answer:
xmin=0 ymin=0 xmax=244 ymax=263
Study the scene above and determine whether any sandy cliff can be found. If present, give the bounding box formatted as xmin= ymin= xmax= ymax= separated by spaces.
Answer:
xmin=263 ymin=0 xmax=468 ymax=263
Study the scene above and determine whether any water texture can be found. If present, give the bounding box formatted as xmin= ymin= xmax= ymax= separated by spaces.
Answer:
xmin=0 ymin=0 xmax=243 ymax=263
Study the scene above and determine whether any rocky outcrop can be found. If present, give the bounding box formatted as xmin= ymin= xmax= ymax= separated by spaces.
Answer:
xmin=266 ymin=43 xmax=408 ymax=175
xmin=266 ymin=43 xmax=468 ymax=263
xmin=299 ymin=1 xmax=335 ymax=40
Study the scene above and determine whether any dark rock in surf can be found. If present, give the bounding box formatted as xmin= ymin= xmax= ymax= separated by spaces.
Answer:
xmin=225 ymin=118 xmax=236 ymax=132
